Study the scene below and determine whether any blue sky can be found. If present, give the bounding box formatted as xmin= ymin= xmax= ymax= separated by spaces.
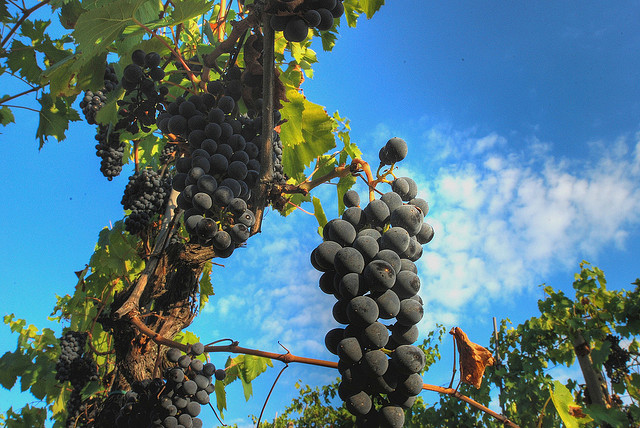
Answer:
xmin=1 ymin=1 xmax=640 ymax=427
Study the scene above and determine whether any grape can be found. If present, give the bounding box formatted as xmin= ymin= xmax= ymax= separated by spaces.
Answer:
xmin=391 ymin=323 xmax=419 ymax=345
xmin=190 ymin=342 xmax=204 ymax=356
xmin=392 ymin=345 xmax=426 ymax=374
xmin=145 ymin=52 xmax=161 ymax=68
xmin=167 ymin=348 xmax=182 ymax=363
xmin=212 ymin=230 xmax=232 ymax=250
xmin=326 ymin=219 xmax=357 ymax=246
xmin=363 ymin=260 xmax=396 ymax=292
xmin=380 ymin=191 xmax=403 ymax=212
xmin=215 ymin=369 xmax=226 ymax=381
xmin=388 ymin=390 xmax=417 ymax=408
xmin=325 ymin=328 xmax=345 ymax=355
xmin=374 ymin=249 xmax=402 ymax=274
xmin=132 ymin=49 xmax=146 ymax=66
xmin=379 ymin=137 xmax=408 ymax=165
xmin=390 ymin=205 xmax=423 ymax=236
xmin=396 ymin=298 xmax=424 ymax=326
xmin=364 ymin=199 xmax=390 ymax=226
xmin=332 ymin=299 xmax=350 ymax=324
xmin=392 ymin=270 xmax=421 ymax=299
xmin=409 ymin=197 xmax=429 ymax=216
xmin=337 ymin=337 xmax=363 ymax=364
xmin=380 ymin=227 xmax=410 ymax=253
xmin=316 ymin=8 xmax=334 ymax=31
xmin=343 ymin=189 xmax=361 ymax=208
xmin=346 ymin=390 xmax=372 ymax=416
xmin=121 ymin=170 xmax=170 ymax=235
xmin=338 ymin=272 xmax=365 ymax=298
xmin=313 ymin=241 xmax=342 ymax=271
xmin=380 ymin=405 xmax=405 ymax=428
xmin=362 ymin=350 xmax=389 ymax=376
xmin=270 ymin=14 xmax=290 ymax=31
xmin=360 ymin=321 xmax=389 ymax=350
xmin=352 ymin=235 xmax=379 ymax=264
xmin=190 ymin=360 xmax=204 ymax=373
xmin=334 ymin=247 xmax=365 ymax=276
xmin=400 ymin=259 xmax=417 ymax=273
xmin=284 ymin=17 xmax=309 ymax=42
xmin=319 ymin=271 xmax=337 ymax=295
xmin=398 ymin=372 xmax=423 ymax=396
xmin=94 ymin=125 xmax=124 ymax=180
xmin=347 ymin=295 xmax=379 ymax=326
xmin=374 ymin=289 xmax=401 ymax=319
xmin=304 ymin=9 xmax=322 ymax=27
xmin=416 ymin=222 xmax=434 ymax=244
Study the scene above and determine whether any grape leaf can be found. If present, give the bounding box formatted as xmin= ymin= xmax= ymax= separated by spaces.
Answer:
xmin=0 ymin=106 xmax=15 ymax=126
xmin=36 ymin=93 xmax=81 ymax=147
xmin=5 ymin=40 xmax=42 ymax=83
xmin=72 ymin=0 xmax=149 ymax=63
xmin=549 ymin=381 xmax=593 ymax=428
xmin=280 ymin=88 xmax=336 ymax=178
xmin=199 ymin=261 xmax=214 ymax=311
xmin=313 ymin=197 xmax=328 ymax=230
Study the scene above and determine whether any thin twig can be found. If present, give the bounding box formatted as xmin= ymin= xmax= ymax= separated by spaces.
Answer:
xmin=1 ymin=0 xmax=52 ymax=50
xmin=0 ymin=85 xmax=41 ymax=105
xmin=256 ymin=363 xmax=289 ymax=427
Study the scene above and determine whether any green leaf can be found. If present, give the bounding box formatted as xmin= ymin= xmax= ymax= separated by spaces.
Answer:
xmin=72 ymin=0 xmax=149 ymax=63
xmin=95 ymin=87 xmax=124 ymax=125
xmin=312 ymin=197 xmax=328 ymax=230
xmin=165 ymin=0 xmax=215 ymax=27
xmin=583 ymin=404 xmax=629 ymax=428
xmin=360 ymin=0 xmax=385 ymax=19
xmin=59 ymin=0 xmax=87 ymax=30
xmin=5 ymin=40 xmax=42 ymax=83
xmin=590 ymin=340 xmax=610 ymax=369
xmin=280 ymin=89 xmax=336 ymax=178
xmin=549 ymin=381 xmax=592 ymax=428
xmin=36 ymin=93 xmax=81 ymax=147
xmin=199 ymin=261 xmax=214 ymax=311
xmin=0 ymin=106 xmax=15 ymax=126
xmin=0 ymin=351 xmax=32 ymax=390
xmin=214 ymin=379 xmax=227 ymax=416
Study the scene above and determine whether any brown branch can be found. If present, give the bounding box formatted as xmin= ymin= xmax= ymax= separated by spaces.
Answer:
xmin=202 ymin=13 xmax=260 ymax=69
xmin=422 ymin=384 xmax=520 ymax=428
xmin=1 ymin=0 xmax=52 ymax=50
xmin=114 ymin=189 xmax=180 ymax=319
xmin=128 ymin=314 xmax=519 ymax=427
xmin=250 ymin=11 xmax=275 ymax=236
xmin=0 ymin=85 xmax=42 ymax=105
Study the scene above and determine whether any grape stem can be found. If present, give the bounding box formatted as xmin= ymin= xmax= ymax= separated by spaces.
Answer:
xmin=127 ymin=313 xmax=520 ymax=427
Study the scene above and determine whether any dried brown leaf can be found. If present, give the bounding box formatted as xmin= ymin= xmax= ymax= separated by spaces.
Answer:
xmin=451 ymin=327 xmax=495 ymax=388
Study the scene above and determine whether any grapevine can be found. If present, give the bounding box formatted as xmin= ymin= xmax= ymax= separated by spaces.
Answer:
xmin=0 ymin=1 xmax=530 ymax=427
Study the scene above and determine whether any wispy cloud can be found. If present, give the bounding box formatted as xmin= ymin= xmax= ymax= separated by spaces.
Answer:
xmin=414 ymin=130 xmax=640 ymax=329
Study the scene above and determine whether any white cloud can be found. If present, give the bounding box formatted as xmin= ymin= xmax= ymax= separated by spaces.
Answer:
xmin=414 ymin=130 xmax=640 ymax=328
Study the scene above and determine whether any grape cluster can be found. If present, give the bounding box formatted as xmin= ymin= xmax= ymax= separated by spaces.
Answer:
xmin=55 ymin=331 xmax=99 ymax=389
xmin=116 ymin=49 xmax=168 ymax=134
xmin=121 ymin=169 xmax=171 ymax=235
xmin=55 ymin=331 xmax=100 ymax=427
xmin=114 ymin=343 xmax=226 ymax=428
xmin=94 ymin=125 xmax=125 ymax=180
xmin=271 ymin=0 xmax=345 ymax=42
xmin=79 ymin=64 xmax=119 ymax=125
xmin=157 ymin=92 xmax=270 ymax=257
xmin=313 ymin=138 xmax=433 ymax=427
xmin=160 ymin=143 xmax=179 ymax=165
xmin=604 ymin=334 xmax=630 ymax=384
xmin=66 ymin=391 xmax=99 ymax=428
xmin=206 ymin=65 xmax=243 ymax=104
